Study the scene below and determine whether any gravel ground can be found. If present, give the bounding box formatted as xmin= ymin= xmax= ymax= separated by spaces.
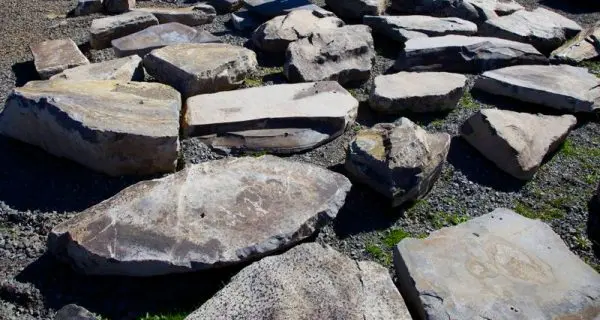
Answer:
xmin=1 ymin=0 xmax=599 ymax=319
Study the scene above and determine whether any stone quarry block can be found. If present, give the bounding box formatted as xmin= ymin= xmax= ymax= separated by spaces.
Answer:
xmin=391 ymin=0 xmax=523 ymax=23
xmin=134 ymin=4 xmax=216 ymax=26
xmin=72 ymin=0 xmax=103 ymax=16
xmin=31 ymin=39 xmax=90 ymax=80
xmin=363 ymin=15 xmax=477 ymax=43
xmin=0 ymin=80 xmax=181 ymax=176
xmin=552 ymin=22 xmax=600 ymax=63
xmin=324 ymin=0 xmax=387 ymax=20
xmin=90 ymin=11 xmax=158 ymax=49
xmin=50 ymin=55 xmax=143 ymax=81
xmin=47 ymin=156 xmax=352 ymax=276
xmin=103 ymin=0 xmax=135 ymax=14
xmin=394 ymin=208 xmax=600 ymax=319
xmin=243 ymin=0 xmax=314 ymax=17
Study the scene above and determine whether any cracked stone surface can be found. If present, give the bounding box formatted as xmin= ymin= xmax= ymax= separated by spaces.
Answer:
xmin=363 ymin=15 xmax=477 ymax=43
xmin=50 ymin=55 xmax=144 ymax=81
xmin=90 ymin=11 xmax=158 ymax=49
xmin=30 ymin=39 xmax=89 ymax=80
xmin=551 ymin=21 xmax=600 ymax=63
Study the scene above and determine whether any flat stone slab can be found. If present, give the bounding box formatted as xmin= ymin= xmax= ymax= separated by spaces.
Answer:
xmin=133 ymin=4 xmax=216 ymax=26
xmin=474 ymin=64 xmax=600 ymax=112
xmin=461 ymin=109 xmax=576 ymax=180
xmin=394 ymin=208 xmax=600 ymax=319
xmin=243 ymin=0 xmax=313 ymax=17
xmin=395 ymin=35 xmax=547 ymax=73
xmin=186 ymin=243 xmax=412 ymax=320
xmin=47 ymin=156 xmax=351 ymax=276
xmin=50 ymin=55 xmax=143 ymax=81
xmin=325 ymin=0 xmax=386 ymax=20
xmin=31 ymin=39 xmax=89 ymax=80
xmin=552 ymin=21 xmax=600 ymax=63
xmin=363 ymin=15 xmax=477 ymax=43
xmin=90 ymin=11 xmax=159 ymax=49
xmin=392 ymin=0 xmax=523 ymax=23
xmin=112 ymin=22 xmax=221 ymax=57
xmin=0 ymin=80 xmax=181 ymax=176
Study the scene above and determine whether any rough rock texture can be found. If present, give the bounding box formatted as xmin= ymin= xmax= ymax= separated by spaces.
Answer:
xmin=243 ymin=0 xmax=314 ymax=17
xmin=391 ymin=0 xmax=523 ymax=23
xmin=103 ymin=0 xmax=135 ymax=14
xmin=30 ymin=39 xmax=89 ymax=80
xmin=395 ymin=35 xmax=547 ymax=73
xmin=324 ymin=0 xmax=386 ymax=20
xmin=285 ymin=25 xmax=375 ymax=84
xmin=345 ymin=118 xmax=451 ymax=206
xmin=474 ymin=64 xmax=600 ymax=113
xmin=252 ymin=10 xmax=344 ymax=53
xmin=134 ymin=4 xmax=216 ymax=26
xmin=90 ymin=11 xmax=158 ymax=49
xmin=461 ymin=109 xmax=577 ymax=180
xmin=185 ymin=243 xmax=412 ymax=320
xmin=54 ymin=304 xmax=97 ymax=320
xmin=112 ymin=23 xmax=221 ymax=57
xmin=394 ymin=208 xmax=600 ymax=320
xmin=363 ymin=15 xmax=477 ymax=43
xmin=480 ymin=8 xmax=582 ymax=54
xmin=47 ymin=156 xmax=352 ymax=276
xmin=72 ymin=0 xmax=103 ymax=16
xmin=369 ymin=72 xmax=467 ymax=113
xmin=0 ymin=80 xmax=181 ymax=176
xmin=50 ymin=55 xmax=143 ymax=81
xmin=551 ymin=21 xmax=600 ymax=63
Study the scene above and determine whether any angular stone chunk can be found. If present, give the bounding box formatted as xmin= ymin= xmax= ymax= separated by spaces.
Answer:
xmin=0 ymin=80 xmax=181 ymax=176
xmin=285 ymin=25 xmax=375 ymax=84
xmin=551 ymin=22 xmax=600 ymax=63
xmin=90 ymin=11 xmax=159 ymax=49
xmin=474 ymin=64 xmax=600 ymax=113
xmin=50 ymin=55 xmax=143 ymax=81
xmin=243 ymin=0 xmax=314 ymax=17
xmin=112 ymin=23 xmax=221 ymax=57
xmin=133 ymin=4 xmax=216 ymax=26
xmin=55 ymin=304 xmax=97 ymax=320
xmin=144 ymin=43 xmax=257 ymax=98
xmin=47 ymin=156 xmax=352 ymax=276
xmin=345 ymin=118 xmax=450 ymax=206
xmin=72 ymin=0 xmax=103 ymax=16
xmin=370 ymin=72 xmax=467 ymax=113
xmin=324 ymin=0 xmax=386 ymax=20
xmin=395 ymin=35 xmax=547 ymax=73
xmin=31 ymin=39 xmax=90 ymax=80
xmin=391 ymin=0 xmax=523 ymax=23
xmin=461 ymin=109 xmax=576 ymax=180
xmin=364 ymin=15 xmax=477 ymax=43
xmin=186 ymin=243 xmax=412 ymax=320
xmin=394 ymin=208 xmax=600 ymax=320
xmin=103 ymin=0 xmax=135 ymax=14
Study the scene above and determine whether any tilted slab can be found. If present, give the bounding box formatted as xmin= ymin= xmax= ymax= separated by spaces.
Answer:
xmin=363 ymin=15 xmax=477 ymax=43
xmin=551 ymin=21 xmax=600 ymax=63
xmin=133 ymin=4 xmax=216 ymax=26
xmin=50 ymin=55 xmax=143 ymax=81
xmin=31 ymin=39 xmax=89 ymax=80
xmin=90 ymin=11 xmax=159 ymax=49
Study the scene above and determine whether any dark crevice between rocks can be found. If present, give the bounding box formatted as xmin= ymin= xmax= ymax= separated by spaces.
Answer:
xmin=11 ymin=61 xmax=40 ymax=88
xmin=539 ymin=0 xmax=600 ymax=14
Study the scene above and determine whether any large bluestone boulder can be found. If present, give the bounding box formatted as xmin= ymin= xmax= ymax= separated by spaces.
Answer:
xmin=50 ymin=55 xmax=143 ymax=81
xmin=31 ymin=39 xmax=89 ymax=80
xmin=285 ymin=25 xmax=375 ymax=84
xmin=185 ymin=243 xmax=412 ymax=320
xmin=103 ymin=0 xmax=135 ymax=14
xmin=552 ymin=22 xmax=600 ymax=63
xmin=90 ymin=11 xmax=158 ymax=49
xmin=461 ymin=109 xmax=576 ymax=180
xmin=325 ymin=0 xmax=386 ymax=20
xmin=370 ymin=72 xmax=467 ymax=113
xmin=480 ymin=8 xmax=582 ymax=54
xmin=394 ymin=208 xmax=600 ymax=319
xmin=391 ymin=0 xmax=523 ymax=23
xmin=252 ymin=9 xmax=344 ymax=53
xmin=47 ymin=156 xmax=351 ymax=276
xmin=395 ymin=35 xmax=547 ymax=73
xmin=243 ymin=0 xmax=315 ymax=17
xmin=363 ymin=15 xmax=477 ymax=43
xmin=144 ymin=43 xmax=256 ymax=98
xmin=184 ymin=82 xmax=358 ymax=153
xmin=474 ymin=64 xmax=600 ymax=113
xmin=0 ymin=80 xmax=181 ymax=176
xmin=345 ymin=118 xmax=450 ymax=206
xmin=133 ymin=4 xmax=216 ymax=26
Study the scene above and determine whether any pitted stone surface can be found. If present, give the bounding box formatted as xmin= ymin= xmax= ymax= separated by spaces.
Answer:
xmin=31 ymin=39 xmax=90 ymax=79
xmin=363 ymin=15 xmax=477 ymax=43
xmin=50 ymin=55 xmax=143 ymax=81
xmin=90 ymin=11 xmax=158 ymax=49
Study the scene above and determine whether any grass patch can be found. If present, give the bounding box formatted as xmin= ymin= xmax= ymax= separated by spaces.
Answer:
xmin=580 ymin=60 xmax=600 ymax=75
xmin=382 ymin=228 xmax=410 ymax=247
xmin=245 ymin=150 xmax=268 ymax=157
xmin=431 ymin=211 xmax=470 ymax=229
xmin=559 ymin=138 xmax=600 ymax=185
xmin=138 ymin=312 xmax=188 ymax=320
xmin=244 ymin=77 xmax=263 ymax=87
xmin=459 ymin=91 xmax=478 ymax=110
xmin=574 ymin=234 xmax=593 ymax=250
xmin=429 ymin=118 xmax=445 ymax=129
xmin=365 ymin=243 xmax=391 ymax=265
xmin=513 ymin=201 xmax=564 ymax=221
xmin=365 ymin=227 xmax=415 ymax=266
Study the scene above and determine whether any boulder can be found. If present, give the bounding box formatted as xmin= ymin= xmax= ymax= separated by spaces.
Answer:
xmin=31 ymin=39 xmax=89 ymax=80
xmin=144 ymin=43 xmax=256 ymax=98
xmin=103 ymin=0 xmax=135 ymax=14
xmin=324 ymin=0 xmax=386 ymax=20
xmin=243 ymin=0 xmax=315 ymax=17
xmin=231 ymin=10 xmax=260 ymax=31
xmin=133 ymin=4 xmax=216 ymax=26
xmin=369 ymin=72 xmax=467 ymax=113
xmin=252 ymin=10 xmax=344 ymax=53
xmin=394 ymin=208 xmax=600 ymax=320
xmin=474 ymin=64 xmax=600 ymax=113
xmin=461 ymin=109 xmax=576 ymax=180
xmin=551 ymin=22 xmax=600 ymax=63
xmin=0 ymin=80 xmax=181 ymax=176
xmin=345 ymin=118 xmax=450 ymax=206
xmin=285 ymin=25 xmax=375 ymax=84
xmin=47 ymin=156 xmax=351 ymax=276
xmin=72 ymin=0 xmax=103 ymax=16
xmin=480 ymin=8 xmax=582 ymax=54
xmin=55 ymin=304 xmax=97 ymax=320
xmin=90 ymin=11 xmax=158 ymax=49
xmin=206 ymin=0 xmax=243 ymax=13
xmin=391 ymin=0 xmax=523 ymax=23
xmin=112 ymin=23 xmax=221 ymax=57
xmin=50 ymin=55 xmax=143 ymax=81
xmin=363 ymin=15 xmax=477 ymax=43
xmin=394 ymin=35 xmax=547 ymax=73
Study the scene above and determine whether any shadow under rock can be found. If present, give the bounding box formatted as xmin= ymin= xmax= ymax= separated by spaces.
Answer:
xmin=356 ymin=101 xmax=453 ymax=128
xmin=587 ymin=195 xmax=600 ymax=251
xmin=11 ymin=61 xmax=40 ymax=88
xmin=539 ymin=0 xmax=600 ymax=14
xmin=372 ymin=33 xmax=403 ymax=61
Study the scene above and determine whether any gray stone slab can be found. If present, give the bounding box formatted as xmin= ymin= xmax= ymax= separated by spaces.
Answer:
xmin=31 ymin=38 xmax=90 ymax=79
xmin=551 ymin=21 xmax=600 ymax=63
xmin=133 ymin=4 xmax=216 ymax=26
xmin=50 ymin=55 xmax=143 ymax=81
xmin=324 ymin=0 xmax=386 ymax=20
xmin=90 ymin=11 xmax=158 ymax=49
xmin=363 ymin=15 xmax=477 ymax=43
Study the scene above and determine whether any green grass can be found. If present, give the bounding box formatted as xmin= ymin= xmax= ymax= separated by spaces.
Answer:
xmin=138 ymin=312 xmax=188 ymax=320
xmin=431 ymin=211 xmax=470 ymax=229
xmin=559 ymin=138 xmax=600 ymax=185
xmin=244 ymin=77 xmax=263 ymax=87
xmin=574 ymin=234 xmax=593 ymax=250
xmin=365 ymin=227 xmax=414 ymax=266
xmin=429 ymin=118 xmax=445 ymax=129
xmin=580 ymin=60 xmax=600 ymax=75
xmin=365 ymin=243 xmax=391 ymax=265
xmin=459 ymin=91 xmax=478 ymax=110
xmin=244 ymin=150 xmax=268 ymax=157
xmin=243 ymin=66 xmax=285 ymax=88
xmin=382 ymin=228 xmax=410 ymax=247
xmin=513 ymin=201 xmax=565 ymax=221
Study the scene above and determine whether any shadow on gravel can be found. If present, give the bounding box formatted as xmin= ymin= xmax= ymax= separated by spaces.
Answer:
xmin=540 ymin=0 xmax=600 ymax=14
xmin=356 ymin=101 xmax=453 ymax=127
xmin=587 ymin=196 xmax=600 ymax=256
xmin=11 ymin=61 xmax=40 ymax=88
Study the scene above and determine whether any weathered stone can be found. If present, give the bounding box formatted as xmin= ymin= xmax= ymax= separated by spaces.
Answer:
xmin=474 ymin=64 xmax=600 ymax=113
xmin=551 ymin=22 xmax=600 ymax=63
xmin=363 ymin=15 xmax=477 ymax=43
xmin=103 ymin=0 xmax=135 ymax=14
xmin=480 ymin=8 xmax=582 ymax=54
xmin=252 ymin=10 xmax=344 ymax=53
xmin=285 ymin=25 xmax=375 ymax=84
xmin=50 ymin=55 xmax=143 ymax=81
xmin=112 ymin=23 xmax=221 ymax=57
xmin=370 ymin=72 xmax=467 ymax=113
xmin=134 ymin=4 xmax=216 ymax=26
xmin=324 ymin=0 xmax=386 ymax=20
xmin=231 ymin=10 xmax=260 ymax=31
xmin=395 ymin=35 xmax=547 ymax=73
xmin=391 ymin=0 xmax=523 ymax=23
xmin=243 ymin=0 xmax=314 ymax=17
xmin=72 ymin=0 xmax=103 ymax=16
xmin=144 ymin=43 xmax=257 ymax=98
xmin=90 ymin=11 xmax=158 ymax=49
xmin=394 ymin=208 xmax=600 ymax=319
xmin=186 ymin=243 xmax=412 ymax=320
xmin=47 ymin=156 xmax=351 ymax=276
xmin=345 ymin=118 xmax=450 ymax=206
xmin=31 ymin=39 xmax=90 ymax=80
xmin=206 ymin=0 xmax=243 ymax=13
xmin=461 ymin=109 xmax=576 ymax=180
xmin=0 ymin=80 xmax=180 ymax=176
xmin=55 ymin=304 xmax=97 ymax=320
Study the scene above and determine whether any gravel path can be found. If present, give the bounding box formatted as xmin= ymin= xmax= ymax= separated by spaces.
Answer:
xmin=1 ymin=0 xmax=599 ymax=319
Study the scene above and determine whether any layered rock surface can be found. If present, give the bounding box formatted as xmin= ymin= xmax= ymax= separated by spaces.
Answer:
xmin=551 ymin=22 xmax=600 ymax=63
xmin=363 ymin=15 xmax=477 ymax=43
xmin=391 ymin=0 xmax=523 ymax=23
xmin=90 ymin=11 xmax=159 ymax=49
xmin=31 ymin=39 xmax=89 ymax=80
xmin=134 ymin=4 xmax=216 ymax=26
xmin=50 ymin=55 xmax=143 ymax=81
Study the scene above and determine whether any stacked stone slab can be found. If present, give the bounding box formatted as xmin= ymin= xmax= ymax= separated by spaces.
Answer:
xmin=90 ymin=11 xmax=158 ymax=49
xmin=324 ymin=0 xmax=387 ymax=20
xmin=363 ymin=15 xmax=477 ymax=43
xmin=551 ymin=21 xmax=600 ymax=63
xmin=31 ymin=39 xmax=89 ymax=79
xmin=133 ymin=4 xmax=216 ymax=26
xmin=50 ymin=55 xmax=143 ymax=81
xmin=391 ymin=0 xmax=523 ymax=23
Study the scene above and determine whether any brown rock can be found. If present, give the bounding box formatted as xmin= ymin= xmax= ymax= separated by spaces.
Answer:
xmin=90 ymin=11 xmax=158 ymax=50
xmin=30 ymin=39 xmax=89 ymax=80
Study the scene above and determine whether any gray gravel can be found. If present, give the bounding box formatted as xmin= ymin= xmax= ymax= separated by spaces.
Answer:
xmin=1 ymin=0 xmax=600 ymax=319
